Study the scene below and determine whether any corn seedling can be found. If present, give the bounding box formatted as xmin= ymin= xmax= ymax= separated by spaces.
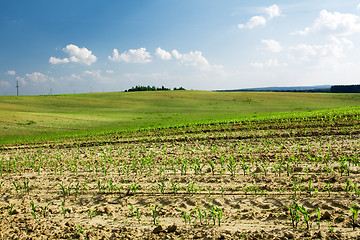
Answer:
xmin=30 ymin=201 xmax=38 ymax=219
xmin=227 ymin=156 xmax=237 ymax=177
xmin=87 ymin=207 xmax=97 ymax=219
xmin=150 ymin=204 xmax=159 ymax=225
xmin=298 ymin=205 xmax=311 ymax=230
xmin=8 ymin=203 xmax=15 ymax=215
xmin=40 ymin=202 xmax=52 ymax=218
xmin=286 ymin=201 xmax=300 ymax=229
xmin=136 ymin=207 xmax=141 ymax=222
xmin=350 ymin=204 xmax=360 ymax=230
xmin=316 ymin=208 xmax=321 ymax=230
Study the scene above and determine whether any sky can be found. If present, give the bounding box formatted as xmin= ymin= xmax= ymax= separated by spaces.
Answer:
xmin=1 ymin=0 xmax=360 ymax=95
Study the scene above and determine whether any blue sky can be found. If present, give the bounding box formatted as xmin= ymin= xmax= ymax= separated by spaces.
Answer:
xmin=1 ymin=0 xmax=360 ymax=95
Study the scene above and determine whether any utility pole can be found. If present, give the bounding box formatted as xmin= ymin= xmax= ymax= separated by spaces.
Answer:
xmin=16 ymin=80 xmax=19 ymax=96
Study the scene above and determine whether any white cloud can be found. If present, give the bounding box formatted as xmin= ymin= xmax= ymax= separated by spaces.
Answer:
xmin=25 ymin=72 xmax=54 ymax=84
xmin=261 ymin=39 xmax=282 ymax=53
xmin=106 ymin=70 xmax=114 ymax=74
xmin=295 ymin=10 xmax=360 ymax=35
xmin=251 ymin=59 xmax=287 ymax=69
xmin=171 ymin=50 xmax=210 ymax=70
xmin=291 ymin=37 xmax=354 ymax=61
xmin=238 ymin=16 xmax=266 ymax=29
xmin=5 ymin=70 xmax=16 ymax=76
xmin=155 ymin=47 xmax=172 ymax=60
xmin=64 ymin=44 xmax=97 ymax=65
xmin=265 ymin=4 xmax=280 ymax=19
xmin=49 ymin=57 xmax=70 ymax=64
xmin=108 ymin=48 xmax=152 ymax=63
xmin=50 ymin=44 xmax=97 ymax=65
xmin=238 ymin=4 xmax=281 ymax=30
xmin=0 ymin=81 xmax=10 ymax=87
xmin=84 ymin=70 xmax=102 ymax=78
xmin=357 ymin=4 xmax=360 ymax=10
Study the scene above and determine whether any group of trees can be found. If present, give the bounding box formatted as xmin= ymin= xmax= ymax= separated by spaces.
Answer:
xmin=125 ymin=86 xmax=186 ymax=92
xmin=330 ymin=85 xmax=360 ymax=93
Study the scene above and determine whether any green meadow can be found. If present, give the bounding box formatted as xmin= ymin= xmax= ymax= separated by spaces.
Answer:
xmin=1 ymin=90 xmax=360 ymax=145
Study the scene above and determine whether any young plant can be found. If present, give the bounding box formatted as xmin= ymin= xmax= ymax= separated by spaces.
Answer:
xmin=40 ymin=202 xmax=52 ymax=218
xmin=150 ymin=204 xmax=160 ymax=225
xmin=350 ymin=204 xmax=360 ymax=230
xmin=227 ymin=156 xmax=237 ymax=177
xmin=316 ymin=208 xmax=321 ymax=230
xmin=87 ymin=207 xmax=97 ymax=219
xmin=298 ymin=205 xmax=311 ymax=230
xmin=8 ymin=203 xmax=15 ymax=215
xmin=136 ymin=207 xmax=141 ymax=222
xmin=286 ymin=201 xmax=300 ymax=229
xmin=30 ymin=201 xmax=38 ymax=219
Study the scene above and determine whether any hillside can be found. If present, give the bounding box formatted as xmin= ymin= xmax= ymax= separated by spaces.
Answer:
xmin=1 ymin=90 xmax=360 ymax=144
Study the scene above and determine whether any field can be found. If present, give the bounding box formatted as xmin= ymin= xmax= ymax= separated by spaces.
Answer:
xmin=1 ymin=92 xmax=360 ymax=239
xmin=1 ymin=91 xmax=360 ymax=144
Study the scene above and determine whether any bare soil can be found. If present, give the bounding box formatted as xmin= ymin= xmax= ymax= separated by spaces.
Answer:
xmin=1 ymin=114 xmax=360 ymax=239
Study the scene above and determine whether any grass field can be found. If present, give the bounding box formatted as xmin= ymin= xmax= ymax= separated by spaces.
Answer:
xmin=1 ymin=103 xmax=360 ymax=239
xmin=1 ymin=90 xmax=360 ymax=144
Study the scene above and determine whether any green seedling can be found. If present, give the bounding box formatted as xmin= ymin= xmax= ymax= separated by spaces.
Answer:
xmin=87 ymin=207 xmax=97 ymax=219
xmin=316 ymin=208 xmax=321 ymax=229
xmin=128 ymin=204 xmax=134 ymax=216
xmin=298 ymin=205 xmax=311 ymax=230
xmin=136 ymin=207 xmax=141 ymax=222
xmin=130 ymin=183 xmax=140 ymax=194
xmin=325 ymin=182 xmax=331 ymax=197
xmin=8 ymin=203 xmax=15 ymax=215
xmin=40 ymin=202 xmax=52 ymax=218
xmin=30 ymin=201 xmax=38 ymax=219
xmin=227 ymin=157 xmax=237 ymax=177
xmin=58 ymin=182 xmax=71 ymax=196
xmin=158 ymin=181 xmax=166 ymax=194
xmin=150 ymin=204 xmax=159 ymax=225
xmin=207 ymin=160 xmax=215 ymax=175
xmin=350 ymin=204 xmax=360 ymax=230
xmin=286 ymin=201 xmax=300 ymax=229
xmin=61 ymin=203 xmax=67 ymax=218
xmin=170 ymin=182 xmax=179 ymax=195
xmin=327 ymin=221 xmax=335 ymax=233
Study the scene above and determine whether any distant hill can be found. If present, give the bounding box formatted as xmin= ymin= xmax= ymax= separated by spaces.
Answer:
xmin=215 ymin=85 xmax=331 ymax=92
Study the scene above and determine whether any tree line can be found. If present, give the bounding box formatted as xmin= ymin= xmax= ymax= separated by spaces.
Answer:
xmin=125 ymin=86 xmax=186 ymax=92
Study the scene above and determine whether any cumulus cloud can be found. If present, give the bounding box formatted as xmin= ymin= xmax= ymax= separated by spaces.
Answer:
xmin=49 ymin=44 xmax=97 ymax=65
xmin=251 ymin=59 xmax=287 ymax=69
xmin=0 ymin=81 xmax=10 ymax=87
xmin=108 ymin=48 xmax=152 ymax=63
xmin=25 ymin=72 xmax=54 ymax=83
xmin=155 ymin=47 xmax=172 ymax=60
xmin=265 ymin=4 xmax=281 ymax=19
xmin=261 ymin=39 xmax=282 ymax=53
xmin=238 ymin=4 xmax=280 ymax=30
xmin=49 ymin=57 xmax=70 ymax=64
xmin=171 ymin=50 xmax=211 ymax=70
xmin=291 ymin=37 xmax=354 ymax=61
xmin=294 ymin=10 xmax=360 ymax=35
xmin=238 ymin=16 xmax=267 ymax=29
xmin=5 ymin=70 xmax=16 ymax=76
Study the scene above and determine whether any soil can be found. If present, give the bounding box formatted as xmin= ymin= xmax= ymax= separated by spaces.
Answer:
xmin=1 ymin=114 xmax=360 ymax=239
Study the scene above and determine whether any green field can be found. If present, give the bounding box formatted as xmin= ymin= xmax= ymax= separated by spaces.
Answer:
xmin=1 ymin=90 xmax=360 ymax=145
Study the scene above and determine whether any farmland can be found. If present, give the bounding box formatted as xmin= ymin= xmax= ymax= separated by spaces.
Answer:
xmin=1 ymin=91 xmax=360 ymax=144
xmin=0 ymin=92 xmax=360 ymax=239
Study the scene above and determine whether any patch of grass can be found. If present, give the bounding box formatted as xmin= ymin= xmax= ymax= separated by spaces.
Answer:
xmin=1 ymin=91 xmax=360 ymax=145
